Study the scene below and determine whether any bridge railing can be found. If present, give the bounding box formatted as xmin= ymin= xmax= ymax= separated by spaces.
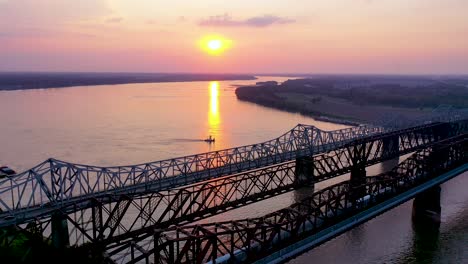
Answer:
xmin=1 ymin=121 xmax=460 ymax=246
xmin=1 ymin=109 xmax=467 ymax=214
xmin=0 ymin=124 xmax=383 ymax=212
xmin=117 ymin=135 xmax=467 ymax=264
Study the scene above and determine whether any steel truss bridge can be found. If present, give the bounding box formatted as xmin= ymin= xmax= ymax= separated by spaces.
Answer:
xmin=139 ymin=135 xmax=468 ymax=264
xmin=0 ymin=107 xmax=467 ymax=264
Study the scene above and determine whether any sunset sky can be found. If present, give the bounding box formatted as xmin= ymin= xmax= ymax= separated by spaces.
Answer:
xmin=1 ymin=0 xmax=467 ymax=74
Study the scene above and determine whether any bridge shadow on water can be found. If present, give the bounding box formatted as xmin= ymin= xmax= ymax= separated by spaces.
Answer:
xmin=405 ymin=218 xmax=441 ymax=264
xmin=394 ymin=176 xmax=468 ymax=264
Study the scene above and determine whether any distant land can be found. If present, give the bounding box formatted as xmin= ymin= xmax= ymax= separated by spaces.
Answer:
xmin=236 ymin=75 xmax=468 ymax=124
xmin=0 ymin=72 xmax=256 ymax=90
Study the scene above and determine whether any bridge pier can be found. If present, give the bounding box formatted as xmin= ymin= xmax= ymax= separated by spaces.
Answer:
xmin=434 ymin=122 xmax=451 ymax=141
xmin=412 ymin=186 xmax=441 ymax=225
xmin=348 ymin=144 xmax=368 ymax=186
xmin=382 ymin=135 xmax=399 ymax=158
xmin=411 ymin=189 xmax=441 ymax=264
xmin=349 ymin=143 xmax=368 ymax=200
xmin=295 ymin=157 xmax=314 ymax=185
xmin=51 ymin=211 xmax=70 ymax=248
xmin=349 ymin=164 xmax=367 ymax=201
xmin=350 ymin=165 xmax=366 ymax=185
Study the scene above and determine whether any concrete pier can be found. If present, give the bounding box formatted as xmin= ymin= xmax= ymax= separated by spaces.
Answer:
xmin=295 ymin=157 xmax=314 ymax=184
xmin=51 ymin=211 xmax=70 ymax=248
xmin=349 ymin=143 xmax=368 ymax=199
xmin=412 ymin=186 xmax=441 ymax=224
xmin=382 ymin=135 xmax=399 ymax=158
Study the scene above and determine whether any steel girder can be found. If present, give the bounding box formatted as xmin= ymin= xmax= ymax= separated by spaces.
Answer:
xmin=120 ymin=135 xmax=467 ymax=264
xmin=0 ymin=124 xmax=384 ymax=213
xmin=1 ymin=120 xmax=463 ymax=223
xmin=2 ymin=122 xmax=468 ymax=249
xmin=1 ymin=112 xmax=467 ymax=215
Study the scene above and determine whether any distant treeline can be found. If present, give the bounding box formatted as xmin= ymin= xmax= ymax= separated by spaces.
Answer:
xmin=236 ymin=83 xmax=338 ymax=120
xmin=236 ymin=77 xmax=468 ymax=109
xmin=0 ymin=72 xmax=256 ymax=90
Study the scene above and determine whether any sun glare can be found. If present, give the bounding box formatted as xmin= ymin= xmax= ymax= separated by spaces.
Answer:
xmin=208 ymin=40 xmax=222 ymax=51
xmin=200 ymin=36 xmax=231 ymax=55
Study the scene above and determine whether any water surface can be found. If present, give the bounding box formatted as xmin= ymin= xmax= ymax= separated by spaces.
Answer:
xmin=0 ymin=77 xmax=466 ymax=263
xmin=287 ymin=173 xmax=468 ymax=264
xmin=0 ymin=76 xmax=345 ymax=171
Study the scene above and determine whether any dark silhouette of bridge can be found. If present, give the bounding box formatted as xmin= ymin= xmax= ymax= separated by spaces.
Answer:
xmin=0 ymin=107 xmax=467 ymax=264
xmin=141 ymin=135 xmax=467 ymax=264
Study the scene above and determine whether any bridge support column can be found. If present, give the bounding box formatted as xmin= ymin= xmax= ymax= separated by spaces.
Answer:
xmin=434 ymin=122 xmax=451 ymax=141
xmin=295 ymin=157 xmax=314 ymax=185
xmin=350 ymin=164 xmax=367 ymax=200
xmin=51 ymin=211 xmax=70 ymax=248
xmin=350 ymin=165 xmax=366 ymax=186
xmin=383 ymin=135 xmax=399 ymax=158
xmin=349 ymin=143 xmax=368 ymax=200
xmin=455 ymin=119 xmax=468 ymax=136
xmin=412 ymin=186 xmax=441 ymax=225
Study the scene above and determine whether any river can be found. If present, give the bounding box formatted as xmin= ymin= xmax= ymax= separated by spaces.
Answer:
xmin=0 ymin=76 xmax=466 ymax=263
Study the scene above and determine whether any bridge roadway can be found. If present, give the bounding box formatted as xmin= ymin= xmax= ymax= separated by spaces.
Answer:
xmin=113 ymin=135 xmax=467 ymax=264
xmin=0 ymin=140 xmax=363 ymax=224
xmin=0 ymin=124 xmax=385 ymax=213
xmin=2 ymin=108 xmax=466 ymax=216
xmin=1 ymin=120 xmax=466 ymax=249
xmin=2 ymin=112 xmax=466 ymax=216
xmin=1 ymin=120 xmax=460 ymax=217
xmin=81 ymin=121 xmax=463 ymax=246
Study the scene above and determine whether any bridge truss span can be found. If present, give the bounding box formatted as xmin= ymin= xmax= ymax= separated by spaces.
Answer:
xmin=3 ymin=115 xmax=468 ymax=215
xmin=0 ymin=124 xmax=385 ymax=213
xmin=118 ymin=134 xmax=468 ymax=264
xmin=1 ymin=120 xmax=468 ymax=248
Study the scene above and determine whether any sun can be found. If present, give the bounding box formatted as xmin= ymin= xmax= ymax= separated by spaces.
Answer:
xmin=200 ymin=36 xmax=231 ymax=55
xmin=208 ymin=39 xmax=222 ymax=51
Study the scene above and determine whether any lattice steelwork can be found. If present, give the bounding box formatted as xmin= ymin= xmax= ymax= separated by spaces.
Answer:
xmin=1 ymin=120 xmax=468 ymax=251
xmin=0 ymin=124 xmax=383 ymax=213
xmin=1 ymin=108 xmax=467 ymax=216
xmin=120 ymin=135 xmax=467 ymax=264
xmin=1 ymin=107 xmax=467 ymax=216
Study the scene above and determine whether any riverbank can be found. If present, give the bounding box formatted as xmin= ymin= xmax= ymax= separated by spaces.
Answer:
xmin=0 ymin=72 xmax=256 ymax=91
xmin=235 ymin=91 xmax=363 ymax=126
xmin=235 ymin=77 xmax=468 ymax=124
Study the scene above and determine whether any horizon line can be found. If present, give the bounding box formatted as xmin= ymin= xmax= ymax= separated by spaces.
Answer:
xmin=0 ymin=70 xmax=467 ymax=77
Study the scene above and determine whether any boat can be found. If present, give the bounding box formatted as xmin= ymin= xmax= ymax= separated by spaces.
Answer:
xmin=0 ymin=166 xmax=16 ymax=178
xmin=204 ymin=135 xmax=215 ymax=143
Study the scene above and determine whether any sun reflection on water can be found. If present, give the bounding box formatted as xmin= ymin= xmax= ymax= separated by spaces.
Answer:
xmin=208 ymin=81 xmax=220 ymax=140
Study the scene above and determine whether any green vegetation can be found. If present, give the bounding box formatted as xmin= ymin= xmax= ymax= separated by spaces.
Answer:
xmin=0 ymin=227 xmax=105 ymax=264
xmin=236 ymin=76 xmax=468 ymax=123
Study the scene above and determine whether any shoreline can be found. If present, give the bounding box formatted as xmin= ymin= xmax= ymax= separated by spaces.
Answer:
xmin=0 ymin=72 xmax=257 ymax=91
xmin=312 ymin=115 xmax=362 ymax=126
xmin=234 ymin=78 xmax=447 ymax=125
xmin=238 ymin=97 xmax=362 ymax=126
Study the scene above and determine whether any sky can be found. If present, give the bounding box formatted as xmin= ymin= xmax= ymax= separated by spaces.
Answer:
xmin=1 ymin=0 xmax=467 ymax=74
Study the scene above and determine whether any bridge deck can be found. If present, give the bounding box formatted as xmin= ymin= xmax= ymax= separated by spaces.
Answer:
xmin=1 ymin=121 xmax=467 ymax=254
xmin=113 ymin=136 xmax=467 ymax=264
xmin=1 ymin=124 xmax=384 ymax=212
xmin=0 ymin=122 xmax=454 ymax=218
xmin=0 ymin=122 xmax=458 ymax=231
xmin=258 ymin=163 xmax=468 ymax=264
